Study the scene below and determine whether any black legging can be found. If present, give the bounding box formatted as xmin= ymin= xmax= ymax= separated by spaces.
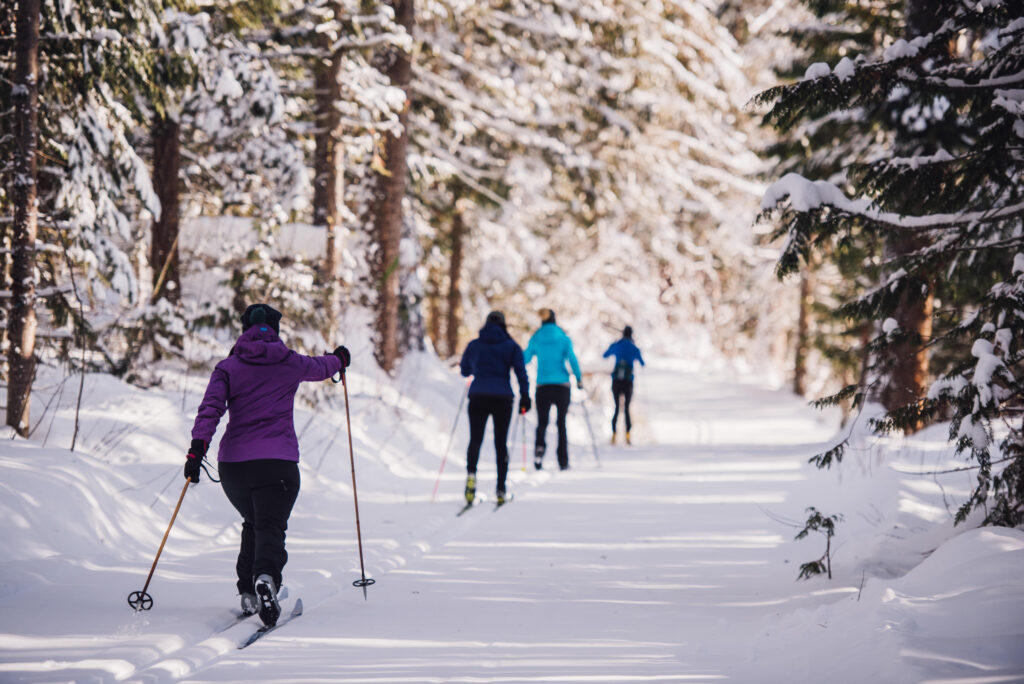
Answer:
xmin=611 ymin=379 xmax=634 ymax=433
xmin=466 ymin=394 xmax=514 ymax=493
xmin=220 ymin=459 xmax=300 ymax=595
xmin=536 ymin=384 xmax=571 ymax=469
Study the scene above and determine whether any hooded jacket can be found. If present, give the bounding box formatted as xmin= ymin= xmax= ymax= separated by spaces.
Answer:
xmin=191 ymin=325 xmax=343 ymax=462
xmin=602 ymin=338 xmax=645 ymax=380
xmin=460 ymin=322 xmax=529 ymax=399
xmin=524 ymin=322 xmax=582 ymax=386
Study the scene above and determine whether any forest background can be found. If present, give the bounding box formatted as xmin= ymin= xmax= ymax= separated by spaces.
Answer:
xmin=2 ymin=0 xmax=1023 ymax=535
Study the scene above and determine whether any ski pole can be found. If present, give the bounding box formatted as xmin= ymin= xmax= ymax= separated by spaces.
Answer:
xmin=337 ymin=371 xmax=375 ymax=600
xmin=508 ymin=409 xmax=520 ymax=470
xmin=430 ymin=378 xmax=471 ymax=503
xmin=580 ymin=395 xmax=601 ymax=465
xmin=520 ymin=407 xmax=528 ymax=471
xmin=128 ymin=479 xmax=190 ymax=611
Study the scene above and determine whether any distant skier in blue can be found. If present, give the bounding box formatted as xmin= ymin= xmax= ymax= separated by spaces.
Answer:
xmin=603 ymin=326 xmax=645 ymax=444
xmin=523 ymin=309 xmax=583 ymax=470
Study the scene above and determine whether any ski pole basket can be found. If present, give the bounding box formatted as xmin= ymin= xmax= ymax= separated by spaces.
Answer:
xmin=127 ymin=479 xmax=190 ymax=611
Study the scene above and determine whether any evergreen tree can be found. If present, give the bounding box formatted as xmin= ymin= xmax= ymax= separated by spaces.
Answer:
xmin=759 ymin=1 xmax=1024 ymax=523
xmin=1 ymin=0 xmax=166 ymax=402
xmin=759 ymin=0 xmax=899 ymax=402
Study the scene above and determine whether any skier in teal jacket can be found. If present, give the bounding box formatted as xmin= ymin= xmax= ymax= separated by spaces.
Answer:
xmin=523 ymin=308 xmax=583 ymax=470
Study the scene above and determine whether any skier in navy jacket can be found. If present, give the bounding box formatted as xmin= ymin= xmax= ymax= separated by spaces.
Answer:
xmin=602 ymin=325 xmax=645 ymax=444
xmin=459 ymin=311 xmax=530 ymax=504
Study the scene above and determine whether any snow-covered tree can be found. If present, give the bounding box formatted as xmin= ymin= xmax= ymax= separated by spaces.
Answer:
xmin=1 ymin=0 xmax=168 ymax=411
xmin=412 ymin=0 xmax=779 ymax=360
xmin=759 ymin=2 xmax=1024 ymax=524
xmin=758 ymin=0 xmax=899 ymax=401
xmin=6 ymin=0 xmax=42 ymax=436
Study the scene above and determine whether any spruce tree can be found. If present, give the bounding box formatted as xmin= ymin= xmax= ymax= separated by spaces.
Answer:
xmin=759 ymin=2 xmax=1024 ymax=523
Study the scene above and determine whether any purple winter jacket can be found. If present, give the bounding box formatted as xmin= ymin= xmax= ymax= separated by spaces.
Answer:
xmin=191 ymin=325 xmax=343 ymax=463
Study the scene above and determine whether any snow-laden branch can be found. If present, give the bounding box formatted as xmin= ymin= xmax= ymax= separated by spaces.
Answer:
xmin=763 ymin=173 xmax=1024 ymax=229
xmin=919 ymin=70 xmax=1024 ymax=90
xmin=0 ymin=284 xmax=73 ymax=299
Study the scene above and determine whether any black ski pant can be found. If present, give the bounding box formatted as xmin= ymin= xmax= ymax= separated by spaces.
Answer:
xmin=220 ymin=459 xmax=300 ymax=595
xmin=535 ymin=384 xmax=571 ymax=469
xmin=466 ymin=394 xmax=513 ymax=494
xmin=611 ymin=379 xmax=634 ymax=434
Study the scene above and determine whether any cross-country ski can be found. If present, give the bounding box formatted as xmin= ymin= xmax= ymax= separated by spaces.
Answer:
xmin=238 ymin=599 xmax=304 ymax=649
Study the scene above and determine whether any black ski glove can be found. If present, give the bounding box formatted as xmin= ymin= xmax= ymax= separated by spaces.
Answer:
xmin=184 ymin=438 xmax=207 ymax=483
xmin=519 ymin=396 xmax=532 ymax=413
xmin=332 ymin=345 xmax=351 ymax=369
xmin=577 ymin=380 xmax=584 ymax=391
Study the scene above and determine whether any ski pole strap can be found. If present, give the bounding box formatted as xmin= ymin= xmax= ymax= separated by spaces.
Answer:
xmin=200 ymin=457 xmax=220 ymax=483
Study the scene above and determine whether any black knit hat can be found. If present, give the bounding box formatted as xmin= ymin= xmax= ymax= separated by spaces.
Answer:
xmin=623 ymin=325 xmax=633 ymax=339
xmin=485 ymin=310 xmax=507 ymax=331
xmin=241 ymin=303 xmax=282 ymax=334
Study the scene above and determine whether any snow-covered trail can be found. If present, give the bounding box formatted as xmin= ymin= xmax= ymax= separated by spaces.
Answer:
xmin=116 ymin=367 xmax=837 ymax=683
xmin=15 ymin=361 xmax=1022 ymax=684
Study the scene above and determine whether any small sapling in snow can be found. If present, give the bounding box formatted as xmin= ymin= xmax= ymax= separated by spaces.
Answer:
xmin=795 ymin=507 xmax=842 ymax=580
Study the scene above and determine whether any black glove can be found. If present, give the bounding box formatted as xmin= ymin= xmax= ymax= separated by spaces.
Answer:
xmin=577 ymin=380 xmax=584 ymax=391
xmin=519 ymin=396 xmax=532 ymax=413
xmin=184 ymin=438 xmax=207 ymax=483
xmin=332 ymin=345 xmax=351 ymax=369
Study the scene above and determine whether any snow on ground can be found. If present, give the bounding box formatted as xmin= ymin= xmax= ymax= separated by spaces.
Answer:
xmin=0 ymin=349 xmax=1022 ymax=683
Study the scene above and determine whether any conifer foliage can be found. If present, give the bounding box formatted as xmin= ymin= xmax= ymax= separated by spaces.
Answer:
xmin=759 ymin=2 xmax=1024 ymax=525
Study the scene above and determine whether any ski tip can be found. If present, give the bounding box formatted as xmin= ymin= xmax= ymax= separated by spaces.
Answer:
xmin=293 ymin=598 xmax=303 ymax=616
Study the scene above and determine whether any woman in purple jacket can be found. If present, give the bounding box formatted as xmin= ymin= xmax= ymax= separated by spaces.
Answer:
xmin=184 ymin=303 xmax=350 ymax=627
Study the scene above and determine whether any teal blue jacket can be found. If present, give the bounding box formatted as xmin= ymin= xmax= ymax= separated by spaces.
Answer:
xmin=524 ymin=322 xmax=582 ymax=386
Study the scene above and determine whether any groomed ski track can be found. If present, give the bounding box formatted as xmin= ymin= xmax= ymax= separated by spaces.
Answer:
xmin=2 ymin=365 xmax=854 ymax=682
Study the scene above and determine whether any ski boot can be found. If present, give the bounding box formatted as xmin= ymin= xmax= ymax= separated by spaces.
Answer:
xmin=254 ymin=574 xmax=281 ymax=627
xmin=611 ymin=432 xmax=617 ymax=445
xmin=626 ymin=431 xmax=632 ymax=445
xmin=465 ymin=474 xmax=477 ymax=504
xmin=534 ymin=445 xmax=545 ymax=470
xmin=496 ymin=489 xmax=507 ymax=505
xmin=240 ymin=592 xmax=258 ymax=617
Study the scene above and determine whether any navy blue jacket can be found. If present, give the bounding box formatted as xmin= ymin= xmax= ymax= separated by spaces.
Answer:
xmin=460 ymin=322 xmax=530 ymax=399
xmin=603 ymin=338 xmax=645 ymax=380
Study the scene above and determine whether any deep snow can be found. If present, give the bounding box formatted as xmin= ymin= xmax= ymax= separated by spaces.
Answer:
xmin=1 ymin=349 xmax=1022 ymax=683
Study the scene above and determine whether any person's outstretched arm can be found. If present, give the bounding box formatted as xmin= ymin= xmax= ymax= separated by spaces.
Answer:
xmin=460 ymin=341 xmax=475 ymax=377
xmin=192 ymin=366 xmax=229 ymax=444
xmin=566 ymin=338 xmax=583 ymax=384
xmin=295 ymin=351 xmax=344 ymax=382
xmin=524 ymin=336 xmax=537 ymax=365
xmin=512 ymin=346 xmax=530 ymax=399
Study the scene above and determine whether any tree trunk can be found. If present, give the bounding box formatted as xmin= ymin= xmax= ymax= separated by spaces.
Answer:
xmin=426 ymin=279 xmax=442 ymax=353
xmin=370 ymin=0 xmax=414 ymax=372
xmin=793 ymin=269 xmax=812 ymax=396
xmin=446 ymin=196 xmax=465 ymax=358
xmin=7 ymin=0 xmax=41 ymax=437
xmin=150 ymin=114 xmax=181 ymax=303
xmin=879 ymin=234 xmax=933 ymax=424
xmin=875 ymin=0 xmax=943 ymax=431
xmin=313 ymin=35 xmax=344 ymax=335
